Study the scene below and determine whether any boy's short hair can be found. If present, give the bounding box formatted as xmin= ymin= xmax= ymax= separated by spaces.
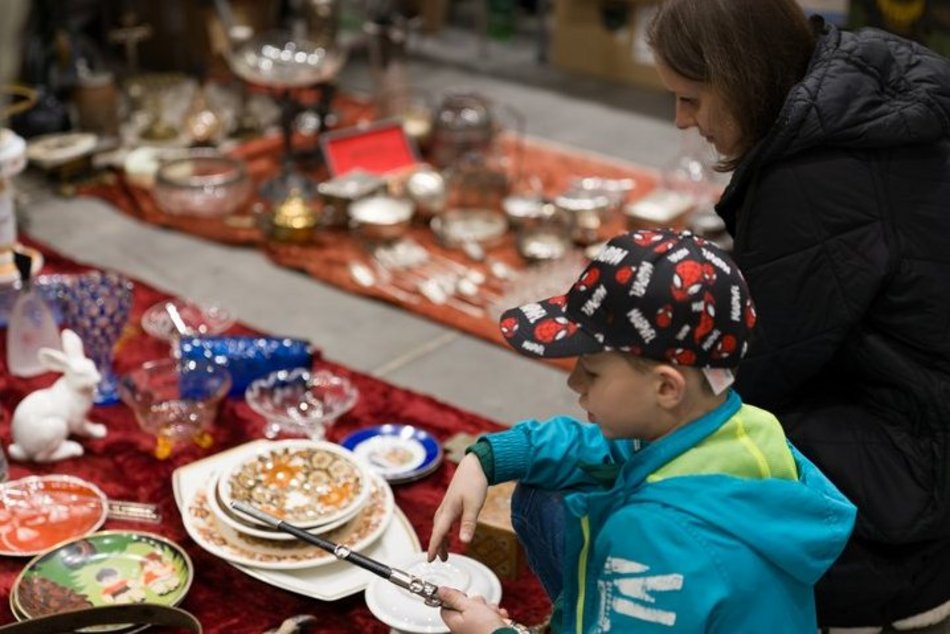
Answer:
xmin=498 ymin=229 xmax=756 ymax=370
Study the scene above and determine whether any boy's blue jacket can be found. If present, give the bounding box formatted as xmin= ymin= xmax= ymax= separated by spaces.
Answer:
xmin=484 ymin=391 xmax=856 ymax=633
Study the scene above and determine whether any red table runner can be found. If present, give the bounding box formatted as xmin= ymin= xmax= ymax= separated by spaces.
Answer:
xmin=77 ymin=95 xmax=660 ymax=372
xmin=0 ymin=236 xmax=551 ymax=632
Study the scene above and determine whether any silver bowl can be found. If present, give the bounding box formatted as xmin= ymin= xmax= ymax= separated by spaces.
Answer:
xmin=153 ymin=155 xmax=252 ymax=218
xmin=349 ymin=196 xmax=414 ymax=242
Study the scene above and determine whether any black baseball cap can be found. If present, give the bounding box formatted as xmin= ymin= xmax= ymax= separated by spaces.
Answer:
xmin=498 ymin=229 xmax=756 ymax=368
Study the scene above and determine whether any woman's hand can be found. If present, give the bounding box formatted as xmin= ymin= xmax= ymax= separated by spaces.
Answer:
xmin=438 ymin=586 xmax=508 ymax=634
xmin=427 ymin=453 xmax=489 ymax=561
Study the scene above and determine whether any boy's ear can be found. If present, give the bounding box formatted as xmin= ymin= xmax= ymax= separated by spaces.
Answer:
xmin=654 ymin=364 xmax=688 ymax=409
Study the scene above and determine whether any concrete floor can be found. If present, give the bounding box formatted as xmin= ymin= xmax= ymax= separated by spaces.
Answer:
xmin=11 ymin=23 xmax=949 ymax=634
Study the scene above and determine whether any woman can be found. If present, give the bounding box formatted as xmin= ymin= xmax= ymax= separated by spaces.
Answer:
xmin=647 ymin=0 xmax=950 ymax=630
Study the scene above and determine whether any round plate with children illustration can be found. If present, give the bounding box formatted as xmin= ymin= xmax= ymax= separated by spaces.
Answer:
xmin=10 ymin=530 xmax=193 ymax=629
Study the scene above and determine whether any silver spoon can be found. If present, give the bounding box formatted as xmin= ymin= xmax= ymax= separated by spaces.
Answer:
xmin=348 ymin=262 xmax=420 ymax=304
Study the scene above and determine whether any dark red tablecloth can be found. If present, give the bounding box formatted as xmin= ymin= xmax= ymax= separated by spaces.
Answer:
xmin=0 ymin=237 xmax=551 ymax=632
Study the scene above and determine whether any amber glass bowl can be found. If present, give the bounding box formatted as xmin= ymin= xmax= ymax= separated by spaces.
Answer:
xmin=119 ymin=358 xmax=231 ymax=458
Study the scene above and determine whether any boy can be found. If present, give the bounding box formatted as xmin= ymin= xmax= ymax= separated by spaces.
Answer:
xmin=428 ymin=229 xmax=856 ymax=633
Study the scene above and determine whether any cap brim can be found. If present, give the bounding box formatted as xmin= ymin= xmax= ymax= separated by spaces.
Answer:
xmin=498 ymin=296 xmax=606 ymax=359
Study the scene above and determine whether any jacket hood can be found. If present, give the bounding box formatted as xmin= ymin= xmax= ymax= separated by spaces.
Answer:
xmin=635 ymin=452 xmax=856 ymax=585
xmin=768 ymin=24 xmax=950 ymax=161
xmin=719 ymin=23 xmax=950 ymax=220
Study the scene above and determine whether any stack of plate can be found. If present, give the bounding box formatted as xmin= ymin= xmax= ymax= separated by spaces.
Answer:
xmin=211 ymin=439 xmax=372 ymax=541
xmin=174 ymin=439 xmax=420 ymax=601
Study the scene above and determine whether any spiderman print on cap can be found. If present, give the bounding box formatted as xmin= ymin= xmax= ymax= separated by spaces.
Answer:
xmin=497 ymin=229 xmax=756 ymax=368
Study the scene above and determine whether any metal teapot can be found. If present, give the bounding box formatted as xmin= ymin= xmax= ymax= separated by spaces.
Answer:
xmin=429 ymin=90 xmax=497 ymax=169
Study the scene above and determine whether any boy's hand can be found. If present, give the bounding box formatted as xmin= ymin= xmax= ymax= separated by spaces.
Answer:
xmin=427 ymin=453 xmax=489 ymax=561
xmin=438 ymin=586 xmax=508 ymax=634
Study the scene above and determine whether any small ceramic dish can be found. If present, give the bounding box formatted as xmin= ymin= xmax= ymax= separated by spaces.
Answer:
xmin=140 ymin=298 xmax=235 ymax=342
xmin=340 ymin=424 xmax=443 ymax=483
xmin=218 ymin=439 xmax=370 ymax=529
xmin=365 ymin=553 xmax=502 ymax=634
xmin=0 ymin=475 xmax=108 ymax=557
xmin=25 ymin=132 xmax=98 ymax=170
xmin=11 ymin=530 xmax=192 ymax=628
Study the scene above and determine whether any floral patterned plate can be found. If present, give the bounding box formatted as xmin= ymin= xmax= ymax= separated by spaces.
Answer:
xmin=204 ymin=469 xmax=364 ymax=541
xmin=0 ymin=475 xmax=108 ymax=557
xmin=217 ymin=439 xmax=370 ymax=529
xmin=10 ymin=531 xmax=192 ymax=630
xmin=184 ymin=469 xmax=393 ymax=570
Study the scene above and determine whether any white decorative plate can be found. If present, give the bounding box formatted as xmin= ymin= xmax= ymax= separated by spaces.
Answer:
xmin=365 ymin=552 xmax=502 ymax=634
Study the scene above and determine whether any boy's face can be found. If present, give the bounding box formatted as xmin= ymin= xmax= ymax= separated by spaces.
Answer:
xmin=567 ymin=351 xmax=671 ymax=441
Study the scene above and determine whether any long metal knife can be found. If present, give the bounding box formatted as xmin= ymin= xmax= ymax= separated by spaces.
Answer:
xmin=231 ymin=501 xmax=442 ymax=606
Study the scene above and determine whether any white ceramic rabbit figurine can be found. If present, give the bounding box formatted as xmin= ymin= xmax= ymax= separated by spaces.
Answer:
xmin=8 ymin=328 xmax=108 ymax=462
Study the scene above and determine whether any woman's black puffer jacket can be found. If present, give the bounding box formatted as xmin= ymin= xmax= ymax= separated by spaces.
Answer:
xmin=717 ymin=23 xmax=950 ymax=626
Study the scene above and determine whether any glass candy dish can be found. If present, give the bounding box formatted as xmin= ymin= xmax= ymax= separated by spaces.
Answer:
xmin=141 ymin=299 xmax=235 ymax=342
xmin=244 ymin=368 xmax=358 ymax=440
xmin=153 ymin=155 xmax=252 ymax=218
xmin=118 ymin=358 xmax=232 ymax=459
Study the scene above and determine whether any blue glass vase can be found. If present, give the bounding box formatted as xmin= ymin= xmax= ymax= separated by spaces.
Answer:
xmin=62 ymin=271 xmax=134 ymax=405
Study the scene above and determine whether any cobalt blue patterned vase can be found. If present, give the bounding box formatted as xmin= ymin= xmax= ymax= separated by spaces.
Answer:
xmin=62 ymin=270 xmax=134 ymax=405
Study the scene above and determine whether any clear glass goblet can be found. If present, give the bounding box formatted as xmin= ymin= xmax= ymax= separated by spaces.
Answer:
xmin=62 ymin=271 xmax=134 ymax=405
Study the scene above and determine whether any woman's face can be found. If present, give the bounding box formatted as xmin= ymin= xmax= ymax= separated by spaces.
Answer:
xmin=655 ymin=59 xmax=742 ymax=158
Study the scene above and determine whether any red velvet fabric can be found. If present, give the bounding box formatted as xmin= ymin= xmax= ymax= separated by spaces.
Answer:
xmin=0 ymin=237 xmax=551 ymax=632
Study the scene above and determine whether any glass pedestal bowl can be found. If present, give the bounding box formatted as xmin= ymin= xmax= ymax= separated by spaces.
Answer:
xmin=119 ymin=358 xmax=232 ymax=459
xmin=245 ymin=368 xmax=358 ymax=440
xmin=228 ymin=30 xmax=346 ymax=203
xmin=152 ymin=155 xmax=252 ymax=218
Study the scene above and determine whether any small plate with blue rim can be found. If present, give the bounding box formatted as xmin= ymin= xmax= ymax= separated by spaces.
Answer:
xmin=339 ymin=424 xmax=443 ymax=484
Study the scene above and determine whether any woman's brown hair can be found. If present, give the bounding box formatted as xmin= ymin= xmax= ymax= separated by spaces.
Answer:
xmin=647 ymin=0 xmax=816 ymax=169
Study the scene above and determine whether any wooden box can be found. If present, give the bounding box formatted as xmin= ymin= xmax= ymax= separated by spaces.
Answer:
xmin=466 ymin=481 xmax=523 ymax=580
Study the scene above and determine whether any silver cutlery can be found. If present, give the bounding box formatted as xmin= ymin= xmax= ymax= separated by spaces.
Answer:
xmin=232 ymin=501 xmax=442 ymax=607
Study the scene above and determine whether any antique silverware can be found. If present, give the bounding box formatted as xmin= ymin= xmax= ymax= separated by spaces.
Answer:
xmin=106 ymin=499 xmax=162 ymax=523
xmin=232 ymin=501 xmax=442 ymax=606
xmin=348 ymin=261 xmax=420 ymax=304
